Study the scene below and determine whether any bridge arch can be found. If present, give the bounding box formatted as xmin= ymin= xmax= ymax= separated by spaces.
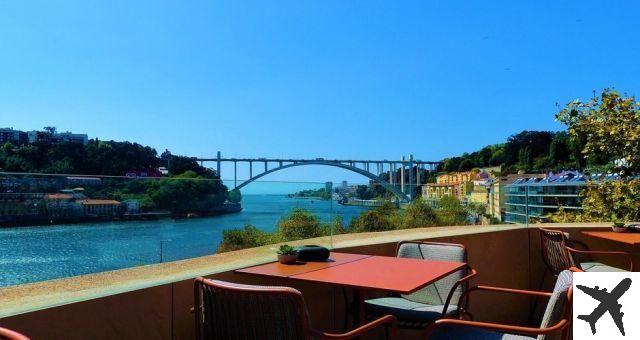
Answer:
xmin=233 ymin=161 xmax=410 ymax=202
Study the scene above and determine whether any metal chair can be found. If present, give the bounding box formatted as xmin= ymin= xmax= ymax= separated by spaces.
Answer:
xmin=364 ymin=241 xmax=477 ymax=329
xmin=538 ymin=228 xmax=632 ymax=281
xmin=0 ymin=327 xmax=29 ymax=340
xmin=193 ymin=278 xmax=397 ymax=340
xmin=425 ymin=269 xmax=574 ymax=340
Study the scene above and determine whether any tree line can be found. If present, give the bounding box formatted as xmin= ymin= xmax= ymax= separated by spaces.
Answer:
xmin=0 ymin=132 xmax=230 ymax=214
xmin=439 ymin=130 xmax=586 ymax=175
xmin=217 ymin=197 xmax=478 ymax=252
xmin=0 ymin=134 xmax=216 ymax=178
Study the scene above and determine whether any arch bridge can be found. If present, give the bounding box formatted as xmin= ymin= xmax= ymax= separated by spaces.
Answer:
xmin=194 ymin=152 xmax=441 ymax=202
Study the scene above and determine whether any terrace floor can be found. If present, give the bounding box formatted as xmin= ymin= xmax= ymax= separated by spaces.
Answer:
xmin=0 ymin=222 xmax=634 ymax=339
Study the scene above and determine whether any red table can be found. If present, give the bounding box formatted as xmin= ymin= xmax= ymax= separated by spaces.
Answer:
xmin=581 ymin=231 xmax=640 ymax=246
xmin=237 ymin=252 xmax=466 ymax=326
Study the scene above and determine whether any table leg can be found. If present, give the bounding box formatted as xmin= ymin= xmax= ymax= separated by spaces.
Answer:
xmin=352 ymin=288 xmax=365 ymax=328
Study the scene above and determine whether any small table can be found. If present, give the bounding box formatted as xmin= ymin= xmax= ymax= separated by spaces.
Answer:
xmin=237 ymin=252 xmax=466 ymax=326
xmin=581 ymin=231 xmax=640 ymax=246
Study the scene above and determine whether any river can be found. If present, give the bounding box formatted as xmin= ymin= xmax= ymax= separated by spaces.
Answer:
xmin=0 ymin=195 xmax=370 ymax=287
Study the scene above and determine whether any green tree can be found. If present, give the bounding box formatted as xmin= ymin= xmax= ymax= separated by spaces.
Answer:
xmin=349 ymin=209 xmax=394 ymax=233
xmin=227 ymin=188 xmax=242 ymax=203
xmin=556 ymin=89 xmax=640 ymax=174
xmin=43 ymin=126 xmax=57 ymax=136
xmin=354 ymin=185 xmax=374 ymax=200
xmin=436 ymin=196 xmax=468 ymax=226
xmin=402 ymin=198 xmax=437 ymax=228
xmin=276 ymin=208 xmax=327 ymax=241
xmin=138 ymin=171 xmax=228 ymax=214
xmin=217 ymin=225 xmax=272 ymax=252
xmin=458 ymin=159 xmax=475 ymax=172
xmin=581 ymin=180 xmax=640 ymax=222
xmin=331 ymin=215 xmax=347 ymax=234
xmin=442 ymin=157 xmax=463 ymax=173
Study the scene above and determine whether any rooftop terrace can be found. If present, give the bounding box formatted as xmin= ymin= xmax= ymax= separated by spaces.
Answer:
xmin=0 ymin=222 xmax=631 ymax=339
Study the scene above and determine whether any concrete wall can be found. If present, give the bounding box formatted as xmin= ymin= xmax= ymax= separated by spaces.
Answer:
xmin=1 ymin=225 xmax=618 ymax=340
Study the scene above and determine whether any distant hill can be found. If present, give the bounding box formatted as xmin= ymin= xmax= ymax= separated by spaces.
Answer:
xmin=438 ymin=130 xmax=587 ymax=175
xmin=0 ymin=131 xmax=216 ymax=179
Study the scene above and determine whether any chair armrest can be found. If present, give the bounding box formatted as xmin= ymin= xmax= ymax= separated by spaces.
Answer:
xmin=311 ymin=314 xmax=397 ymax=340
xmin=566 ymin=246 xmax=634 ymax=271
xmin=0 ymin=327 xmax=30 ymax=340
xmin=443 ymin=266 xmax=477 ymax=317
xmin=462 ymin=285 xmax=552 ymax=299
xmin=425 ymin=317 xmax=569 ymax=338
xmin=457 ymin=284 xmax=552 ymax=315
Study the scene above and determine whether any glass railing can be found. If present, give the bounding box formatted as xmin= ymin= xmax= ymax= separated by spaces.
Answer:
xmin=0 ymin=172 xmax=494 ymax=287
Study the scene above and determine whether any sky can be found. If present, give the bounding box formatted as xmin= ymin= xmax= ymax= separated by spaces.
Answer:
xmin=0 ymin=1 xmax=639 ymax=185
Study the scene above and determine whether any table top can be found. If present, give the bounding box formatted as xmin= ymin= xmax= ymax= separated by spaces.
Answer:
xmin=582 ymin=231 xmax=640 ymax=245
xmin=237 ymin=252 xmax=466 ymax=294
xmin=235 ymin=252 xmax=371 ymax=278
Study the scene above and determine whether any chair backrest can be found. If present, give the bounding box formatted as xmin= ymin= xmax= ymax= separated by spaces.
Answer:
xmin=194 ymin=278 xmax=312 ymax=340
xmin=538 ymin=270 xmax=573 ymax=340
xmin=396 ymin=241 xmax=467 ymax=306
xmin=538 ymin=228 xmax=576 ymax=275
xmin=0 ymin=327 xmax=29 ymax=340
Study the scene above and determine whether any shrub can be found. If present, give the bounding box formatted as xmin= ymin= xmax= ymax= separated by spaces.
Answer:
xmin=349 ymin=209 xmax=394 ymax=233
xmin=401 ymin=198 xmax=437 ymax=229
xmin=217 ymin=224 xmax=271 ymax=253
xmin=549 ymin=180 xmax=640 ymax=223
xmin=276 ymin=208 xmax=327 ymax=241
xmin=331 ymin=214 xmax=347 ymax=235
xmin=227 ymin=188 xmax=242 ymax=203
xmin=436 ymin=196 xmax=468 ymax=226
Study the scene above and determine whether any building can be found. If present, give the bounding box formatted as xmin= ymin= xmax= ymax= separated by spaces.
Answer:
xmin=27 ymin=130 xmax=88 ymax=145
xmin=0 ymin=193 xmax=45 ymax=225
xmin=488 ymin=173 xmax=545 ymax=222
xmin=468 ymin=179 xmax=492 ymax=205
xmin=44 ymin=193 xmax=84 ymax=220
xmin=504 ymin=171 xmax=589 ymax=224
xmin=0 ymin=128 xmax=28 ymax=145
xmin=78 ymin=199 xmax=122 ymax=217
xmin=422 ymin=170 xmax=489 ymax=201
xmin=57 ymin=131 xmax=88 ymax=144
xmin=124 ymin=169 xmax=163 ymax=178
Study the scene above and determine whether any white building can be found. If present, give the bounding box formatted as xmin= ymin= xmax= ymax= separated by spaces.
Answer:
xmin=27 ymin=131 xmax=88 ymax=145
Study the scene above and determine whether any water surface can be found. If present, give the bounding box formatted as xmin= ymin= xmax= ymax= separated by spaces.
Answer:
xmin=0 ymin=195 xmax=369 ymax=287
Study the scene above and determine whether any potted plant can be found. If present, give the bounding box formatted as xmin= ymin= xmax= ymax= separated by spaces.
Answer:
xmin=611 ymin=214 xmax=628 ymax=233
xmin=277 ymin=244 xmax=299 ymax=264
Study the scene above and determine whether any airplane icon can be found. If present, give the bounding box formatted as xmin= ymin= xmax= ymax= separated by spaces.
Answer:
xmin=577 ymin=278 xmax=632 ymax=336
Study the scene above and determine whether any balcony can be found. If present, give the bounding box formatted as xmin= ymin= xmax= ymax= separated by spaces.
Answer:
xmin=0 ymin=221 xmax=631 ymax=339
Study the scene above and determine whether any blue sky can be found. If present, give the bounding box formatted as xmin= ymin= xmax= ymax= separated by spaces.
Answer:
xmin=0 ymin=1 xmax=638 ymax=184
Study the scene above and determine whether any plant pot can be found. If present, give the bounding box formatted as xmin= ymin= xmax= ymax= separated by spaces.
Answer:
xmin=278 ymin=254 xmax=298 ymax=265
xmin=612 ymin=226 xmax=628 ymax=233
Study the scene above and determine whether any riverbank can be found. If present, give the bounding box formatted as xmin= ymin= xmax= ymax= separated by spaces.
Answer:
xmin=287 ymin=195 xmax=330 ymax=200
xmin=0 ymin=202 xmax=243 ymax=228
xmin=339 ymin=198 xmax=392 ymax=207
xmin=0 ymin=195 xmax=372 ymax=287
